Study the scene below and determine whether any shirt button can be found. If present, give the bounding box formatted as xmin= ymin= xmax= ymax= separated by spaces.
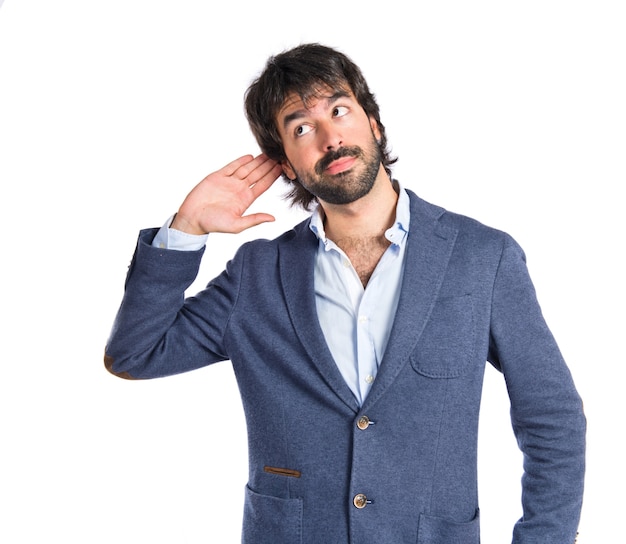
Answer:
xmin=342 ymin=258 xmax=351 ymax=268
xmin=358 ymin=315 xmax=368 ymax=324
xmin=365 ymin=374 xmax=374 ymax=384
xmin=356 ymin=415 xmax=371 ymax=430
xmin=353 ymin=493 xmax=368 ymax=509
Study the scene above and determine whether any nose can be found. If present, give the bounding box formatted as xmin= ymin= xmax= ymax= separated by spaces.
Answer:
xmin=318 ymin=121 xmax=342 ymax=151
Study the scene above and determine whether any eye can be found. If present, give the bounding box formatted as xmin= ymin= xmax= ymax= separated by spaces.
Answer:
xmin=295 ymin=124 xmax=313 ymax=137
xmin=333 ymin=106 xmax=349 ymax=118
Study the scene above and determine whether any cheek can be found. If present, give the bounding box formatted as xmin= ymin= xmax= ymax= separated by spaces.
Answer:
xmin=283 ymin=146 xmax=315 ymax=176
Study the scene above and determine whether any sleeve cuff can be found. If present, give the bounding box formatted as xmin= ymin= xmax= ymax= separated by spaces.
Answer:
xmin=152 ymin=215 xmax=209 ymax=251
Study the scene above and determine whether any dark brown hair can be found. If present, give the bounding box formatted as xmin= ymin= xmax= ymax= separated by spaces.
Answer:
xmin=244 ymin=43 xmax=397 ymax=209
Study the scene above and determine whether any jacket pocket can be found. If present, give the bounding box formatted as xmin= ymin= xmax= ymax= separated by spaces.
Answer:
xmin=417 ymin=509 xmax=480 ymax=544
xmin=242 ymin=484 xmax=303 ymax=544
xmin=410 ymin=294 xmax=475 ymax=378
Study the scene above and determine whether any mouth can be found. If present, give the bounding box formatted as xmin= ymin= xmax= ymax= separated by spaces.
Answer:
xmin=324 ymin=156 xmax=357 ymax=175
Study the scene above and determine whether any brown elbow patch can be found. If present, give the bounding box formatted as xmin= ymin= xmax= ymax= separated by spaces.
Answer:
xmin=104 ymin=353 xmax=136 ymax=380
xmin=264 ymin=466 xmax=301 ymax=478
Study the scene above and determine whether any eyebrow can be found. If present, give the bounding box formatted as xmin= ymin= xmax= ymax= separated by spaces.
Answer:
xmin=281 ymin=90 xmax=351 ymax=131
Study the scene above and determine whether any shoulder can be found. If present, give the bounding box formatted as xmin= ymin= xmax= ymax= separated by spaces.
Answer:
xmin=406 ymin=189 xmax=518 ymax=252
xmin=232 ymin=216 xmax=317 ymax=260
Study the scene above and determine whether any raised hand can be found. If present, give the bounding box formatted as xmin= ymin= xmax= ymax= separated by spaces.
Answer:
xmin=171 ymin=154 xmax=283 ymax=235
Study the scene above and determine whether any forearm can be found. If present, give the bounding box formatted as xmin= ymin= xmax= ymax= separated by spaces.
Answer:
xmin=489 ymin=235 xmax=585 ymax=543
xmin=509 ymin=356 xmax=586 ymax=543
xmin=105 ymin=228 xmax=209 ymax=379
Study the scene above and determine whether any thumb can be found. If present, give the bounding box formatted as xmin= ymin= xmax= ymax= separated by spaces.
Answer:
xmin=234 ymin=213 xmax=276 ymax=233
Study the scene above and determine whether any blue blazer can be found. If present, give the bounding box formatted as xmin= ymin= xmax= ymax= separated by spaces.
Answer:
xmin=105 ymin=190 xmax=585 ymax=544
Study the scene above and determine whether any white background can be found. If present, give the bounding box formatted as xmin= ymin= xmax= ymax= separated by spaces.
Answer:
xmin=1 ymin=1 xmax=624 ymax=542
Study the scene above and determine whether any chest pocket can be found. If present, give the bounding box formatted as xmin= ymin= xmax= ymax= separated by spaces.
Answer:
xmin=410 ymin=293 xmax=475 ymax=378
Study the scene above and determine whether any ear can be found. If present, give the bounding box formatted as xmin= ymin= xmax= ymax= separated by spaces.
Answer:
xmin=369 ymin=117 xmax=381 ymax=142
xmin=281 ymin=160 xmax=296 ymax=181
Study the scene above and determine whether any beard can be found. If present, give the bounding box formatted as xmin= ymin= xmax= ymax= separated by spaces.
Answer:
xmin=290 ymin=133 xmax=382 ymax=205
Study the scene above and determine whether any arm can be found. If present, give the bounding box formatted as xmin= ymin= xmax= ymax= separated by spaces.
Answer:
xmin=488 ymin=235 xmax=585 ymax=544
xmin=104 ymin=154 xmax=282 ymax=379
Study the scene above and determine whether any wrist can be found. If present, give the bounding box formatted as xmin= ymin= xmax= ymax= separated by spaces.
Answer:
xmin=170 ymin=213 xmax=206 ymax=235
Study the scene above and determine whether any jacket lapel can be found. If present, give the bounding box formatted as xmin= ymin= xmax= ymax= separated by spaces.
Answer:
xmin=278 ymin=220 xmax=361 ymax=413
xmin=278 ymin=192 xmax=458 ymax=414
xmin=362 ymin=191 xmax=459 ymax=411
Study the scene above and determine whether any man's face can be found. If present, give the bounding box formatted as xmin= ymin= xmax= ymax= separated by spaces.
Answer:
xmin=276 ymin=88 xmax=383 ymax=206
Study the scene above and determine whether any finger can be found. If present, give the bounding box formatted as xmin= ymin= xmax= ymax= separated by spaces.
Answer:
xmin=232 ymin=153 xmax=277 ymax=182
xmin=234 ymin=212 xmax=276 ymax=233
xmin=245 ymin=157 xmax=281 ymax=186
xmin=220 ymin=154 xmax=256 ymax=177
xmin=249 ymin=163 xmax=282 ymax=198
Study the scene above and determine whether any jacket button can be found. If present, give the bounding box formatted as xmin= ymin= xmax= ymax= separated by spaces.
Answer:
xmin=356 ymin=415 xmax=370 ymax=430
xmin=353 ymin=493 xmax=368 ymax=509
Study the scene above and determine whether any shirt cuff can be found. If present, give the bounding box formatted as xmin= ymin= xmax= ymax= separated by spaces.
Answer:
xmin=152 ymin=215 xmax=209 ymax=251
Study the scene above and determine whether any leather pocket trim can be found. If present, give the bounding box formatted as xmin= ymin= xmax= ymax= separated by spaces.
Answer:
xmin=264 ymin=466 xmax=301 ymax=478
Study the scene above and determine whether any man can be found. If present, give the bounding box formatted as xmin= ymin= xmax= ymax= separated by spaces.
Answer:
xmin=105 ymin=43 xmax=585 ymax=543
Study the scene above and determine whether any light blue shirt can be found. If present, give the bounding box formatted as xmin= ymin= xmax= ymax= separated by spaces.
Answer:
xmin=308 ymin=185 xmax=410 ymax=404
xmin=153 ymin=184 xmax=410 ymax=406
xmin=152 ymin=220 xmax=208 ymax=251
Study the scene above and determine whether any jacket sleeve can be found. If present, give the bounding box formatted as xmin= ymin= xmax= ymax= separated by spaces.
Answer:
xmin=488 ymin=234 xmax=585 ymax=544
xmin=104 ymin=228 xmax=241 ymax=379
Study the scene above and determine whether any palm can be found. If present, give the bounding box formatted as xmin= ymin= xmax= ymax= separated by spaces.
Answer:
xmin=173 ymin=154 xmax=283 ymax=235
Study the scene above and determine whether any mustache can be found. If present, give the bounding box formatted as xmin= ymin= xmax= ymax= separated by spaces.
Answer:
xmin=315 ymin=146 xmax=363 ymax=175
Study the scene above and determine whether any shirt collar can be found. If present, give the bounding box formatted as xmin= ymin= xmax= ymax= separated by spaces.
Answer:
xmin=309 ymin=180 xmax=411 ymax=248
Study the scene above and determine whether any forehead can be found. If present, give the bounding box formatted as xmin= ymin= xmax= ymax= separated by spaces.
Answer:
xmin=277 ymin=87 xmax=354 ymax=125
